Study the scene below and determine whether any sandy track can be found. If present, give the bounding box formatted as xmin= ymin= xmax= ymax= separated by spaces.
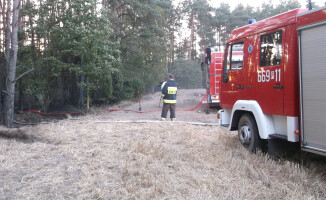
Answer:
xmin=90 ymin=89 xmax=219 ymax=123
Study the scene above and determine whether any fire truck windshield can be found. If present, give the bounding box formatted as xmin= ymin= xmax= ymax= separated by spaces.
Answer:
xmin=222 ymin=42 xmax=244 ymax=83
xmin=231 ymin=43 xmax=244 ymax=70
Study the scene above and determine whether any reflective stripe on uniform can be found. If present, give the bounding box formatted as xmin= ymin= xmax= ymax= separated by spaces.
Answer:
xmin=163 ymin=99 xmax=177 ymax=104
xmin=161 ymin=81 xmax=167 ymax=90
xmin=168 ymin=87 xmax=177 ymax=94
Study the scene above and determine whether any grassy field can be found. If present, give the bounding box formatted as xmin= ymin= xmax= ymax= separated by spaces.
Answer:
xmin=0 ymin=121 xmax=325 ymax=199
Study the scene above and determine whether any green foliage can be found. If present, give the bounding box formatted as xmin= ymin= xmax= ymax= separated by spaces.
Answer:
xmin=15 ymin=0 xmax=176 ymax=109
xmin=12 ymin=0 xmax=304 ymax=111
xmin=18 ymin=0 xmax=122 ymax=110
xmin=229 ymin=4 xmax=254 ymax=30
xmin=196 ymin=0 xmax=302 ymax=50
xmin=194 ymin=0 xmax=215 ymax=50
xmin=104 ymin=0 xmax=172 ymax=92
xmin=213 ymin=3 xmax=232 ymax=46
xmin=175 ymin=39 xmax=190 ymax=60
xmin=171 ymin=59 xmax=202 ymax=89
xmin=122 ymin=79 xmax=145 ymax=100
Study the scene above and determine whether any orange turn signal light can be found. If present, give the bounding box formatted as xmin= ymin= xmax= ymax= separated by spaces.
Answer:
xmin=217 ymin=113 xmax=220 ymax=119
xmin=294 ymin=130 xmax=300 ymax=135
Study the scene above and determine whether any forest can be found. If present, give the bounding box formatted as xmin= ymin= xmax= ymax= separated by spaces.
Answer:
xmin=0 ymin=0 xmax=308 ymax=126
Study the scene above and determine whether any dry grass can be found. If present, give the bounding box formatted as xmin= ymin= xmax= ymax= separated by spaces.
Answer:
xmin=0 ymin=121 xmax=325 ymax=199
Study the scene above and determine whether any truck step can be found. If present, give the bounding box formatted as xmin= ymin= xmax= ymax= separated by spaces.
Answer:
xmin=269 ymin=134 xmax=287 ymax=140
xmin=268 ymin=138 xmax=299 ymax=157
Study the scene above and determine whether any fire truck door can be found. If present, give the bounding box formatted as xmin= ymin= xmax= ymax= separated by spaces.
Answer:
xmin=255 ymin=30 xmax=284 ymax=115
xmin=221 ymin=42 xmax=245 ymax=109
xmin=243 ymin=36 xmax=257 ymax=100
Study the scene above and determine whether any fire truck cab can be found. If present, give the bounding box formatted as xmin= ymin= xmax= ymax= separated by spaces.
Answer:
xmin=218 ymin=7 xmax=326 ymax=156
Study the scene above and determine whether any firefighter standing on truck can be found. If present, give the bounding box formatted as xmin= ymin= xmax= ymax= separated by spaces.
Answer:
xmin=161 ymin=74 xmax=178 ymax=121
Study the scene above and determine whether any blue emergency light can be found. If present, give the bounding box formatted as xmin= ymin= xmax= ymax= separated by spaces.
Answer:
xmin=248 ymin=19 xmax=256 ymax=24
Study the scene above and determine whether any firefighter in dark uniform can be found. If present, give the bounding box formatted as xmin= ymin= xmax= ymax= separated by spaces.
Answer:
xmin=161 ymin=74 xmax=178 ymax=121
xmin=205 ymin=45 xmax=211 ymax=64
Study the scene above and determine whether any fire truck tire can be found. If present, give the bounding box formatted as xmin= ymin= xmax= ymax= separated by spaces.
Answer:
xmin=238 ymin=113 xmax=263 ymax=152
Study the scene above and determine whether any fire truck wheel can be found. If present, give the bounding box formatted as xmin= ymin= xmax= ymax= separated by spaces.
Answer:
xmin=238 ymin=113 xmax=263 ymax=152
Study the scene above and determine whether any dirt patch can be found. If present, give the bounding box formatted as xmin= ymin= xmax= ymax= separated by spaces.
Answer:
xmin=0 ymin=127 xmax=36 ymax=143
xmin=10 ymin=89 xmax=216 ymax=125
xmin=13 ymin=112 xmax=67 ymax=125
xmin=91 ymin=89 xmax=219 ymax=123
xmin=0 ymin=127 xmax=58 ymax=144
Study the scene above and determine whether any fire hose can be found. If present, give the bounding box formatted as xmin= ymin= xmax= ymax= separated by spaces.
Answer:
xmin=106 ymin=92 xmax=209 ymax=113
xmin=1 ymin=92 xmax=209 ymax=118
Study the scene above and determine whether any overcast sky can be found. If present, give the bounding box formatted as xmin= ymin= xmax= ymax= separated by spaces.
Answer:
xmin=209 ymin=0 xmax=326 ymax=9
xmin=173 ymin=0 xmax=326 ymax=10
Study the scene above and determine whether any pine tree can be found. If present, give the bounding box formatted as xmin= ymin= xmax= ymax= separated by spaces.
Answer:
xmin=3 ymin=0 xmax=19 ymax=127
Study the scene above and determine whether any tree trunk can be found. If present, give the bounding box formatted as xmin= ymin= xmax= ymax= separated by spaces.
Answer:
xmin=86 ymin=76 xmax=89 ymax=110
xmin=171 ymin=29 xmax=175 ymax=64
xmin=0 ymin=0 xmax=6 ymax=113
xmin=4 ymin=0 xmax=10 ymax=66
xmin=4 ymin=0 xmax=19 ymax=127
xmin=2 ymin=0 xmax=10 ymax=115
xmin=18 ymin=0 xmax=23 ymax=33
xmin=18 ymin=80 xmax=23 ymax=110
xmin=169 ymin=17 xmax=175 ymax=72
xmin=0 ymin=0 xmax=3 ymax=46
xmin=17 ymin=0 xmax=25 ymax=112
xmin=27 ymin=0 xmax=34 ymax=49
xmin=78 ymin=8 xmax=84 ymax=108
xmin=188 ymin=11 xmax=194 ymax=61
xmin=78 ymin=47 xmax=85 ymax=106
xmin=1 ymin=0 xmax=6 ymax=47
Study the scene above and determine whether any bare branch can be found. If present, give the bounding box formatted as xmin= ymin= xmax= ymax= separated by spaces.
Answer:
xmin=13 ymin=68 xmax=34 ymax=83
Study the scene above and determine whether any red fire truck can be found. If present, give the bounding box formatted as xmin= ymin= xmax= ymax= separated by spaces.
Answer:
xmin=202 ymin=49 xmax=243 ymax=109
xmin=202 ymin=51 xmax=223 ymax=106
xmin=218 ymin=7 xmax=326 ymax=156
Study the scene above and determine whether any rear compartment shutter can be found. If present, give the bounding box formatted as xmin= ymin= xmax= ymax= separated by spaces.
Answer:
xmin=299 ymin=22 xmax=326 ymax=155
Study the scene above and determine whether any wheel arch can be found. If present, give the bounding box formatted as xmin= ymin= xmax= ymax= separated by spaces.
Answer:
xmin=229 ymin=100 xmax=275 ymax=139
xmin=231 ymin=111 xmax=259 ymax=131
xmin=230 ymin=110 xmax=245 ymax=130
